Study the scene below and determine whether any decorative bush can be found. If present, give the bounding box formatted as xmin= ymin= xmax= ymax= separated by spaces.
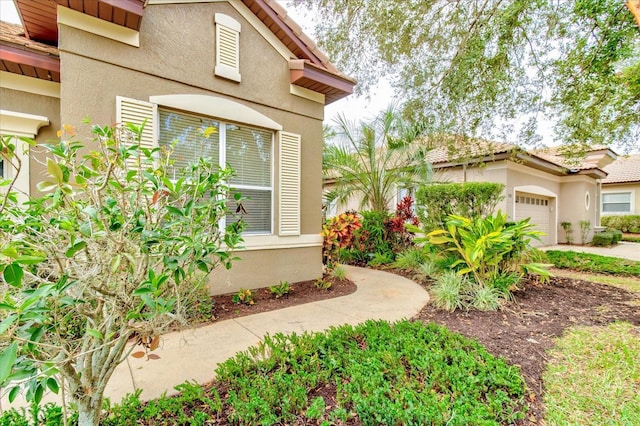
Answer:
xmin=415 ymin=182 xmax=504 ymax=231
xmin=610 ymin=228 xmax=623 ymax=244
xmin=592 ymin=231 xmax=614 ymax=246
xmin=0 ymin=123 xmax=244 ymax=425
xmin=601 ymin=215 xmax=640 ymax=233
xmin=321 ymin=212 xmax=362 ymax=269
xmin=410 ymin=212 xmax=551 ymax=309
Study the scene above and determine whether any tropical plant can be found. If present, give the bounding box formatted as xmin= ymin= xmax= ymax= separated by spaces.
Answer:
xmin=430 ymin=271 xmax=469 ymax=312
xmin=0 ymin=123 xmax=244 ymax=426
xmin=412 ymin=212 xmax=551 ymax=295
xmin=323 ymin=106 xmax=431 ymax=214
xmin=232 ymin=288 xmax=255 ymax=305
xmin=321 ymin=212 xmax=362 ymax=270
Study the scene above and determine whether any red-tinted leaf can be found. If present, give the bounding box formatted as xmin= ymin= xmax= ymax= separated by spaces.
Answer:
xmin=149 ymin=336 xmax=160 ymax=351
xmin=147 ymin=354 xmax=161 ymax=360
xmin=131 ymin=351 xmax=146 ymax=359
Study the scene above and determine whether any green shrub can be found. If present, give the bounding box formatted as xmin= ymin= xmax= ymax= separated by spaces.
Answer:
xmin=392 ymin=247 xmax=428 ymax=271
xmin=269 ymin=281 xmax=291 ymax=299
xmin=415 ymin=182 xmax=504 ymax=231
xmin=546 ymin=250 xmax=640 ymax=276
xmin=601 ymin=215 xmax=640 ymax=233
xmin=610 ymin=228 xmax=623 ymax=244
xmin=2 ymin=321 xmax=527 ymax=425
xmin=622 ymin=235 xmax=640 ymax=243
xmin=431 ymin=271 xmax=469 ymax=311
xmin=470 ymin=284 xmax=502 ymax=311
xmin=592 ymin=232 xmax=614 ymax=246
xmin=345 ymin=210 xmax=393 ymax=265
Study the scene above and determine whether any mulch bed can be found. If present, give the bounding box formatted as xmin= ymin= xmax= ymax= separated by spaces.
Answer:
xmin=210 ymin=277 xmax=357 ymax=322
xmin=186 ymin=268 xmax=640 ymax=424
xmin=413 ymin=273 xmax=640 ymax=425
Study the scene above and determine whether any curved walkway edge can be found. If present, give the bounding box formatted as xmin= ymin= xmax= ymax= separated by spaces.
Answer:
xmin=3 ymin=266 xmax=429 ymax=410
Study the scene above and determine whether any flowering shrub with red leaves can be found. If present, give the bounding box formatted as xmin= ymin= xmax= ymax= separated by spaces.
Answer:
xmin=321 ymin=212 xmax=362 ymax=268
xmin=387 ymin=196 xmax=419 ymax=250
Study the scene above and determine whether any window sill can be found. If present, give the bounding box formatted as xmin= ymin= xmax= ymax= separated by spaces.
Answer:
xmin=239 ymin=234 xmax=322 ymax=251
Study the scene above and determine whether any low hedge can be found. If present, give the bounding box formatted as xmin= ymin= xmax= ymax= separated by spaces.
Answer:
xmin=546 ymin=250 xmax=640 ymax=276
xmin=601 ymin=215 xmax=640 ymax=233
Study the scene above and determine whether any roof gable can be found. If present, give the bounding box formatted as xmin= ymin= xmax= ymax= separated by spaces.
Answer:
xmin=1 ymin=0 xmax=354 ymax=104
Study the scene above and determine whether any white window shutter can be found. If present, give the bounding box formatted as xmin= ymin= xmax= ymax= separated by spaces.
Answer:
xmin=279 ymin=132 xmax=301 ymax=236
xmin=214 ymin=13 xmax=241 ymax=82
xmin=116 ymin=96 xmax=157 ymax=168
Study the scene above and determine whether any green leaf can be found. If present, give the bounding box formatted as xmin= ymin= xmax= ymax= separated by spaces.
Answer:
xmin=3 ymin=263 xmax=23 ymax=287
xmin=16 ymin=255 xmax=46 ymax=265
xmin=36 ymin=181 xmax=58 ymax=192
xmin=46 ymin=378 xmax=60 ymax=394
xmin=46 ymin=158 xmax=64 ymax=184
xmin=133 ymin=287 xmax=153 ymax=296
xmin=8 ymin=385 xmax=20 ymax=403
xmin=429 ymin=236 xmax=451 ymax=245
xmin=0 ymin=342 xmax=18 ymax=385
xmin=1 ymin=247 xmax=19 ymax=259
xmin=0 ymin=314 xmax=18 ymax=335
xmin=65 ymin=241 xmax=87 ymax=258
xmin=86 ymin=329 xmax=103 ymax=340
xmin=79 ymin=222 xmax=92 ymax=237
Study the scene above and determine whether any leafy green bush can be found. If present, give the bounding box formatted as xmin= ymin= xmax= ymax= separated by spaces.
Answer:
xmin=592 ymin=231 xmax=614 ymax=246
xmin=610 ymin=228 xmax=623 ymax=244
xmin=392 ymin=246 xmax=428 ymax=271
xmin=601 ymin=215 xmax=640 ymax=233
xmin=1 ymin=321 xmax=527 ymax=425
xmin=546 ymin=250 xmax=640 ymax=276
xmin=269 ymin=281 xmax=291 ymax=299
xmin=415 ymin=182 xmax=504 ymax=231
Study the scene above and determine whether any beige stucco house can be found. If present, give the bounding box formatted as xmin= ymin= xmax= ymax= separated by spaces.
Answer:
xmin=0 ymin=0 xmax=355 ymax=294
xmin=324 ymin=141 xmax=615 ymax=246
xmin=602 ymin=154 xmax=640 ymax=216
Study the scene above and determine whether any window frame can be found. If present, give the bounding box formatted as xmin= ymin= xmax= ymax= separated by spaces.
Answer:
xmin=157 ymin=107 xmax=275 ymax=235
xmin=601 ymin=191 xmax=633 ymax=215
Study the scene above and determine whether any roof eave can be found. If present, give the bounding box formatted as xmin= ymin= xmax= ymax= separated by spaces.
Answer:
xmin=290 ymin=60 xmax=355 ymax=104
xmin=0 ymin=43 xmax=60 ymax=81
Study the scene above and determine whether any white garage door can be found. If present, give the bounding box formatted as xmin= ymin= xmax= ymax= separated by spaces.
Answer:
xmin=515 ymin=193 xmax=551 ymax=246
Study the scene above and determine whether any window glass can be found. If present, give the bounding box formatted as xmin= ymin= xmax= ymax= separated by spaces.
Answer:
xmin=602 ymin=192 xmax=631 ymax=213
xmin=158 ymin=108 xmax=272 ymax=234
xmin=159 ymin=110 xmax=219 ymax=178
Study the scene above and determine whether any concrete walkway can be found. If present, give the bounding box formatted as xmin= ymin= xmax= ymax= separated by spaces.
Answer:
xmin=2 ymin=266 xmax=429 ymax=410
xmin=543 ymin=241 xmax=640 ymax=262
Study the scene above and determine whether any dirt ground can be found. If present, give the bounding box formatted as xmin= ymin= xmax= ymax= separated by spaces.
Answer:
xmin=413 ymin=273 xmax=640 ymax=424
xmin=210 ymin=277 xmax=356 ymax=322
xmin=204 ymin=270 xmax=640 ymax=424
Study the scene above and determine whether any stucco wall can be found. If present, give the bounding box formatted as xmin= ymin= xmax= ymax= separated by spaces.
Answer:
xmin=0 ymin=87 xmax=61 ymax=195
xmin=602 ymin=183 xmax=640 ymax=216
xmin=557 ymin=178 xmax=598 ymax=244
xmin=209 ymin=246 xmax=322 ymax=295
xmin=55 ymin=1 xmax=326 ymax=288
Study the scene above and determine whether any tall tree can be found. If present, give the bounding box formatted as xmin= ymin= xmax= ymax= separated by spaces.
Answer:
xmin=295 ymin=0 xmax=639 ymax=151
xmin=323 ymin=106 xmax=431 ymax=213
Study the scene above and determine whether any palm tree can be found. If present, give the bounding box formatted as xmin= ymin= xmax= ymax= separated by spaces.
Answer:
xmin=323 ymin=106 xmax=432 ymax=214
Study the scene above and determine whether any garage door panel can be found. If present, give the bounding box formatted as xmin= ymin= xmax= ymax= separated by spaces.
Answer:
xmin=515 ymin=193 xmax=550 ymax=246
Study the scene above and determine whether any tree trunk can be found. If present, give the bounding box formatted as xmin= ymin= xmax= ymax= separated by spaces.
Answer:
xmin=76 ymin=396 xmax=103 ymax=426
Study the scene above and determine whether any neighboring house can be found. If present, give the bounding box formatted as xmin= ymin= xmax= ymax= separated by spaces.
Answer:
xmin=324 ymin=141 xmax=614 ymax=246
xmin=0 ymin=0 xmax=355 ymax=293
xmin=601 ymin=154 xmax=640 ymax=216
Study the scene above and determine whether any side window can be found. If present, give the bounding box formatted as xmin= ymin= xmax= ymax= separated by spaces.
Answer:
xmin=214 ymin=13 xmax=241 ymax=82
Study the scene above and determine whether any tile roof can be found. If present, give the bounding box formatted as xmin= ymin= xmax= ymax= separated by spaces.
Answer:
xmin=602 ymin=154 xmax=640 ymax=184
xmin=421 ymin=137 xmax=518 ymax=164
xmin=530 ymin=147 xmax=600 ymax=170
xmin=0 ymin=21 xmax=59 ymax=56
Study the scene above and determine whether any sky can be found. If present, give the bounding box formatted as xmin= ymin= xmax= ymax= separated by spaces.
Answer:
xmin=0 ymin=0 xmax=389 ymax=127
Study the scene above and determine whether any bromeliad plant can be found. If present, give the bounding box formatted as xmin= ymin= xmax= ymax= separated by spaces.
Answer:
xmin=411 ymin=212 xmax=551 ymax=297
xmin=0 ymin=123 xmax=244 ymax=426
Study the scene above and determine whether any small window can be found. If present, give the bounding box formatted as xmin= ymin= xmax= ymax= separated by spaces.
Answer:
xmin=602 ymin=192 xmax=631 ymax=213
xmin=214 ymin=13 xmax=241 ymax=82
